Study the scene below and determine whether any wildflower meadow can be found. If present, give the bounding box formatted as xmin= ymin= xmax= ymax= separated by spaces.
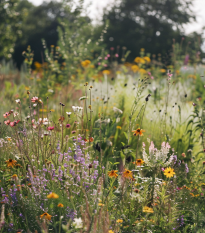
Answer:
xmin=1 ymin=1 xmax=205 ymax=232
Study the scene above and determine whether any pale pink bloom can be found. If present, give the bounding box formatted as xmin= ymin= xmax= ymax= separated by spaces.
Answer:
xmin=31 ymin=96 xmax=38 ymax=103
xmin=3 ymin=112 xmax=10 ymax=118
xmin=151 ymin=76 xmax=154 ymax=79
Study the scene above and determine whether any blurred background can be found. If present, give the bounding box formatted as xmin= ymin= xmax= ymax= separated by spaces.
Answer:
xmin=0 ymin=0 xmax=205 ymax=69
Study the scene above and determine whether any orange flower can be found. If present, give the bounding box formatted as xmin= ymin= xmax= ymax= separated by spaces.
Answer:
xmin=133 ymin=159 xmax=144 ymax=166
xmin=6 ymin=159 xmax=17 ymax=168
xmin=123 ymin=169 xmax=133 ymax=179
xmin=40 ymin=212 xmax=52 ymax=221
xmin=132 ymin=128 xmax=145 ymax=136
xmin=89 ymin=137 xmax=94 ymax=142
xmin=57 ymin=203 xmax=64 ymax=208
xmin=47 ymin=192 xmax=59 ymax=199
xmin=108 ymin=170 xmax=118 ymax=178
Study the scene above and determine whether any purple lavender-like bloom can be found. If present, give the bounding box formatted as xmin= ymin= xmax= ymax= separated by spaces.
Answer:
xmin=185 ymin=163 xmax=189 ymax=173
xmin=173 ymin=155 xmax=177 ymax=164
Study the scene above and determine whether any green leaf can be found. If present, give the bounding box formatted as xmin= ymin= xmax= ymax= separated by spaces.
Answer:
xmin=124 ymin=132 xmax=128 ymax=140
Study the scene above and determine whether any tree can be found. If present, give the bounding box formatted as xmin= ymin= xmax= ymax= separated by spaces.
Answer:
xmin=0 ymin=0 xmax=25 ymax=59
xmin=102 ymin=0 xmax=196 ymax=61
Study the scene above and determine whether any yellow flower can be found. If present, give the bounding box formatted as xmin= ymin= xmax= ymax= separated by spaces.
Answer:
xmin=163 ymin=167 xmax=175 ymax=178
xmin=57 ymin=203 xmax=64 ymax=208
xmin=108 ymin=170 xmax=118 ymax=178
xmin=143 ymin=56 xmax=151 ymax=63
xmin=40 ymin=212 xmax=52 ymax=221
xmin=141 ymin=48 xmax=145 ymax=52
xmin=143 ymin=206 xmax=154 ymax=213
xmin=133 ymin=159 xmax=144 ymax=166
xmin=98 ymin=203 xmax=104 ymax=206
xmin=81 ymin=60 xmax=91 ymax=68
xmin=134 ymin=57 xmax=145 ymax=64
xmin=116 ymin=219 xmax=123 ymax=223
xmin=6 ymin=159 xmax=17 ymax=168
xmin=12 ymin=174 xmax=18 ymax=178
xmin=47 ymin=192 xmax=59 ymax=199
xmin=102 ymin=70 xmax=110 ymax=75
xmin=131 ymin=65 xmax=139 ymax=73
xmin=50 ymin=109 xmax=55 ymax=112
xmin=132 ymin=128 xmax=145 ymax=136
xmin=116 ymin=126 xmax=122 ymax=129
xmin=160 ymin=69 xmax=166 ymax=73
xmin=139 ymin=68 xmax=147 ymax=74
xmin=122 ymin=169 xmax=133 ymax=179
xmin=108 ymin=230 xmax=114 ymax=233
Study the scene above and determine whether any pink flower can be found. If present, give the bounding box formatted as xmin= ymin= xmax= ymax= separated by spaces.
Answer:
xmin=4 ymin=120 xmax=10 ymax=125
xmin=115 ymin=54 xmax=119 ymax=57
xmin=10 ymin=122 xmax=15 ymax=127
xmin=151 ymin=76 xmax=154 ymax=79
xmin=3 ymin=112 xmax=10 ymax=118
xmin=47 ymin=126 xmax=54 ymax=131
xmin=167 ymin=73 xmax=173 ymax=77
xmin=66 ymin=124 xmax=71 ymax=128
xmin=161 ymin=168 xmax=165 ymax=171
xmin=147 ymin=72 xmax=151 ymax=75
xmin=31 ymin=96 xmax=38 ymax=103
xmin=107 ymin=54 xmax=110 ymax=57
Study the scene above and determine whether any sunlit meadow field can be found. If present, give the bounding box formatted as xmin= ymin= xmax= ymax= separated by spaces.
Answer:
xmin=1 ymin=40 xmax=205 ymax=233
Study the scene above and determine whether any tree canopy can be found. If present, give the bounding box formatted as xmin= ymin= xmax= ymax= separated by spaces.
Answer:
xmin=102 ymin=0 xmax=196 ymax=61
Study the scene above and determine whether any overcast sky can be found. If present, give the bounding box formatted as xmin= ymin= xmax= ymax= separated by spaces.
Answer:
xmin=29 ymin=0 xmax=205 ymax=35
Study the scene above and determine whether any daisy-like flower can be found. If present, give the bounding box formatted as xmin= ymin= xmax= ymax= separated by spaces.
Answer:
xmin=47 ymin=126 xmax=54 ymax=131
xmin=3 ymin=112 xmax=10 ymax=118
xmin=143 ymin=206 xmax=154 ymax=213
xmin=31 ymin=96 xmax=38 ymax=103
xmin=6 ymin=159 xmax=17 ymax=167
xmin=40 ymin=212 xmax=52 ymax=221
xmin=132 ymin=128 xmax=145 ymax=136
xmin=57 ymin=203 xmax=64 ymax=208
xmin=122 ymin=169 xmax=133 ymax=179
xmin=66 ymin=112 xmax=72 ymax=116
xmin=116 ymin=219 xmax=123 ymax=223
xmin=15 ymin=99 xmax=21 ymax=104
xmin=108 ymin=170 xmax=118 ymax=178
xmin=163 ymin=167 xmax=175 ymax=178
xmin=47 ymin=192 xmax=59 ymax=199
xmin=133 ymin=159 xmax=144 ymax=166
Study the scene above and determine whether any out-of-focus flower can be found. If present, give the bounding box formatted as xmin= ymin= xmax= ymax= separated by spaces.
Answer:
xmin=132 ymin=128 xmax=145 ymax=136
xmin=123 ymin=169 xmax=133 ymax=179
xmin=108 ymin=170 xmax=118 ymax=178
xmin=57 ymin=203 xmax=64 ymax=208
xmin=143 ymin=206 xmax=154 ymax=213
xmin=102 ymin=70 xmax=110 ymax=75
xmin=40 ymin=212 xmax=52 ymax=221
xmin=6 ymin=159 xmax=17 ymax=167
xmin=31 ymin=97 xmax=38 ymax=103
xmin=47 ymin=192 xmax=59 ymax=199
xmin=133 ymin=159 xmax=144 ymax=166
xmin=81 ymin=60 xmax=91 ymax=68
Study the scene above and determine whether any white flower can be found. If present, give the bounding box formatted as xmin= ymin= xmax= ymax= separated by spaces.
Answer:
xmin=43 ymin=118 xmax=49 ymax=125
xmin=72 ymin=106 xmax=83 ymax=112
xmin=66 ymin=112 xmax=72 ymax=116
xmin=33 ymin=104 xmax=37 ymax=107
xmin=142 ymin=141 xmax=173 ymax=167
xmin=15 ymin=99 xmax=21 ymax=104
xmin=113 ymin=107 xmax=123 ymax=114
xmin=48 ymin=89 xmax=54 ymax=93
xmin=116 ymin=117 xmax=120 ymax=123
xmin=73 ymin=218 xmax=83 ymax=229
xmin=13 ymin=112 xmax=19 ymax=117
